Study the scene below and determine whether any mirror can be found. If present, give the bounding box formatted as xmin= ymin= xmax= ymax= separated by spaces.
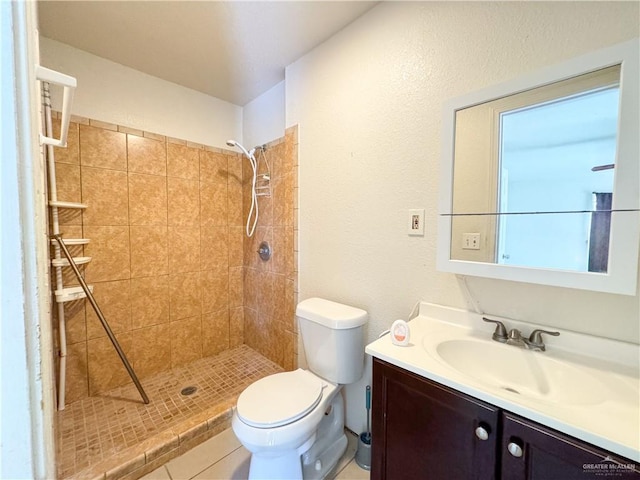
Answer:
xmin=438 ymin=39 xmax=639 ymax=295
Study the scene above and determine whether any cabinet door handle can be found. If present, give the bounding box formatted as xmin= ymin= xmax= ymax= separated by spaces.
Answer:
xmin=475 ymin=426 xmax=489 ymax=441
xmin=508 ymin=442 xmax=523 ymax=457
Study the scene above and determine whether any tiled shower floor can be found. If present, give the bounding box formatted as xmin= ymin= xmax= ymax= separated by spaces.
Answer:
xmin=57 ymin=345 xmax=283 ymax=480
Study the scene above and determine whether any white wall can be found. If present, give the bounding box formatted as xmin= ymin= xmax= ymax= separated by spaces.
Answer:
xmin=39 ymin=37 xmax=242 ymax=148
xmin=286 ymin=2 xmax=640 ymax=433
xmin=243 ymin=80 xmax=285 ymax=149
xmin=2 ymin=2 xmax=55 ymax=478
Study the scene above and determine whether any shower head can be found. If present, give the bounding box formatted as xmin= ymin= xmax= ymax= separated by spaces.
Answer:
xmin=226 ymin=139 xmax=255 ymax=159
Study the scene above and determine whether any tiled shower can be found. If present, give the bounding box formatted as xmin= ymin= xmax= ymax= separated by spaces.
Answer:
xmin=50 ymin=113 xmax=298 ymax=478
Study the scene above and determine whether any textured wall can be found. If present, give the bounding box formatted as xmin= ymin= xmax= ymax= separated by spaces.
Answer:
xmin=40 ymin=37 xmax=242 ymax=148
xmin=286 ymin=2 xmax=640 ymax=432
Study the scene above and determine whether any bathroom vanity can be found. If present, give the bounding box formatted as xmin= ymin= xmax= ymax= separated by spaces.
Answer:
xmin=365 ymin=304 xmax=640 ymax=479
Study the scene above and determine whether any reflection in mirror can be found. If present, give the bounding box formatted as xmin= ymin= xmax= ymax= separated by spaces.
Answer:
xmin=451 ymin=66 xmax=620 ymax=273
xmin=438 ymin=39 xmax=640 ymax=295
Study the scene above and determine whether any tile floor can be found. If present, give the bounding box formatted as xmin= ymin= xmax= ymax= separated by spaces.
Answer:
xmin=141 ymin=427 xmax=370 ymax=480
xmin=57 ymin=346 xmax=283 ymax=479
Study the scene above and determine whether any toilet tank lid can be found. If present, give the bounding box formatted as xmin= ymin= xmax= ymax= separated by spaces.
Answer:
xmin=296 ymin=298 xmax=367 ymax=329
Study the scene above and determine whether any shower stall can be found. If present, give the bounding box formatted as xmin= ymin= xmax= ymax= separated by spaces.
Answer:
xmin=42 ymin=97 xmax=299 ymax=478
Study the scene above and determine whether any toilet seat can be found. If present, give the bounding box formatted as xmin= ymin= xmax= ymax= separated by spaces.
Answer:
xmin=236 ymin=369 xmax=325 ymax=428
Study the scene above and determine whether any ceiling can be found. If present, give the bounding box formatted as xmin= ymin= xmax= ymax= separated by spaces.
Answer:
xmin=38 ymin=1 xmax=377 ymax=106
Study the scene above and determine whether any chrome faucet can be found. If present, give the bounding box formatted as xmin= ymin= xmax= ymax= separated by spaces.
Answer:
xmin=482 ymin=317 xmax=559 ymax=352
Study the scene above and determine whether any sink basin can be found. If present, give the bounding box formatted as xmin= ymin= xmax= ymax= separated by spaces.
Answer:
xmin=432 ymin=339 xmax=606 ymax=406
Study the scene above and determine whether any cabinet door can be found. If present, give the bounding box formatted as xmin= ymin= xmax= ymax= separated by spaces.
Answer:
xmin=371 ymin=358 xmax=499 ymax=480
xmin=501 ymin=412 xmax=640 ymax=479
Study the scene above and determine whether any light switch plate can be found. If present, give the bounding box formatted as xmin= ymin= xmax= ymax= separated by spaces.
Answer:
xmin=408 ymin=209 xmax=425 ymax=236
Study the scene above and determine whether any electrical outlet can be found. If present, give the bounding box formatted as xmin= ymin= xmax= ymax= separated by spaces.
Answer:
xmin=408 ymin=209 xmax=425 ymax=236
xmin=462 ymin=233 xmax=481 ymax=250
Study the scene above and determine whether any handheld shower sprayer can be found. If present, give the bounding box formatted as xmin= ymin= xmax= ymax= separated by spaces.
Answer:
xmin=226 ymin=140 xmax=259 ymax=237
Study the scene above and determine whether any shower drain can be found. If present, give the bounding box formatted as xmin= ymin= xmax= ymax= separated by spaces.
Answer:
xmin=180 ymin=386 xmax=198 ymax=396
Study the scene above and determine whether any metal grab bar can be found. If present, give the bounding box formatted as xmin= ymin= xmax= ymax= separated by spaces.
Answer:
xmin=51 ymin=234 xmax=150 ymax=405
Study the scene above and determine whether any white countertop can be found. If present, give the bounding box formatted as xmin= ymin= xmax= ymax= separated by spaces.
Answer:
xmin=365 ymin=303 xmax=640 ymax=462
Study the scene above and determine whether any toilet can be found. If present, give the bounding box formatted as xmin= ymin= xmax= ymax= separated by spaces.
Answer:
xmin=232 ymin=297 xmax=368 ymax=480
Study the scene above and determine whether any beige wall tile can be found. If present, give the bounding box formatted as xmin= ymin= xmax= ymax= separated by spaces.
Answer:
xmin=272 ymin=274 xmax=287 ymax=329
xmin=272 ymin=174 xmax=293 ymax=227
xmin=256 ymin=271 xmax=274 ymax=321
xmin=118 ymin=125 xmax=143 ymax=136
xmin=169 ymin=226 xmax=201 ymax=274
xmin=283 ymin=330 xmax=296 ymax=372
xmin=243 ymin=227 xmax=271 ymax=270
xmin=87 ymin=332 xmax=134 ymax=394
xmin=132 ymin=323 xmax=171 ymax=378
xmin=143 ymin=131 xmax=165 ymax=142
xmin=169 ymin=273 xmax=201 ymax=320
xmin=200 ymin=182 xmax=227 ymax=227
xmin=243 ymin=268 xmax=258 ymax=311
xmin=284 ymin=226 xmax=295 ymax=279
xmin=58 ymin=300 xmax=86 ymax=345
xmin=130 ymin=275 xmax=170 ymax=329
xmin=65 ymin=341 xmax=89 ymax=403
xmin=167 ymin=177 xmax=200 ymax=226
xmin=200 ymin=226 xmax=228 ymax=273
xmin=52 ymin=120 xmax=79 ymax=165
xmin=167 ymin=143 xmax=199 ymax=180
xmin=84 ymin=226 xmax=131 ymax=282
xmin=228 ymin=227 xmax=244 ymax=267
xmin=270 ymin=226 xmax=286 ymax=274
xmin=89 ymin=119 xmax=118 ymax=131
xmin=54 ymin=162 xmax=82 ymax=204
xmin=56 ymin=203 xmax=83 ymax=226
xmin=128 ymin=173 xmax=167 ymax=226
xmin=228 ymin=267 xmax=243 ymax=308
xmin=80 ymin=125 xmax=127 ymax=171
xmin=242 ymin=307 xmax=261 ymax=352
xmin=81 ymin=167 xmax=129 ymax=226
xmin=86 ymin=280 xmax=131 ymax=340
xmin=227 ymin=156 xmax=243 ymax=226
xmin=170 ymin=317 xmax=202 ymax=368
xmin=202 ymin=309 xmax=229 ymax=357
xmin=127 ymin=135 xmax=167 ymax=176
xmin=229 ymin=307 xmax=243 ymax=348
xmin=201 ymin=271 xmax=228 ymax=314
xmin=130 ymin=226 xmax=168 ymax=278
xmin=285 ymin=278 xmax=296 ymax=331
xmin=128 ymin=135 xmax=166 ymax=176
xmin=200 ymin=151 xmax=228 ymax=185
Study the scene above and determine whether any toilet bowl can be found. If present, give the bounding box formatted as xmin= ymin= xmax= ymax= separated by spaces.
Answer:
xmin=232 ymin=298 xmax=367 ymax=480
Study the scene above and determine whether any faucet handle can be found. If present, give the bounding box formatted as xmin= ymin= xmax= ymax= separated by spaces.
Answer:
xmin=482 ymin=317 xmax=508 ymax=343
xmin=526 ymin=329 xmax=560 ymax=351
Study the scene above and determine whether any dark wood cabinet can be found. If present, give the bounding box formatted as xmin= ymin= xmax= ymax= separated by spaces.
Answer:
xmin=372 ymin=358 xmax=500 ymax=480
xmin=371 ymin=358 xmax=639 ymax=480
xmin=501 ymin=412 xmax=639 ymax=479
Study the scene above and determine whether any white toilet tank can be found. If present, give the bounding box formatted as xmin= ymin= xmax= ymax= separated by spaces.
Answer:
xmin=296 ymin=298 xmax=367 ymax=384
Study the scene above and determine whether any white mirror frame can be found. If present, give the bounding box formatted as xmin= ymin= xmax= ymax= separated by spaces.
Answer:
xmin=438 ymin=38 xmax=639 ymax=295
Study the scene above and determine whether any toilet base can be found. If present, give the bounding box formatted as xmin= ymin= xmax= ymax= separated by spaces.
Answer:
xmin=248 ymin=447 xmax=307 ymax=480
xmin=301 ymin=390 xmax=347 ymax=479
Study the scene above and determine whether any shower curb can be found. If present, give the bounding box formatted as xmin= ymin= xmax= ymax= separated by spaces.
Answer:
xmin=63 ymin=400 xmax=236 ymax=480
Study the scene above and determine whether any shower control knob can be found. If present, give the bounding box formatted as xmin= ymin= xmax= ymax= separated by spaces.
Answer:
xmin=475 ymin=426 xmax=489 ymax=441
xmin=257 ymin=241 xmax=271 ymax=261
